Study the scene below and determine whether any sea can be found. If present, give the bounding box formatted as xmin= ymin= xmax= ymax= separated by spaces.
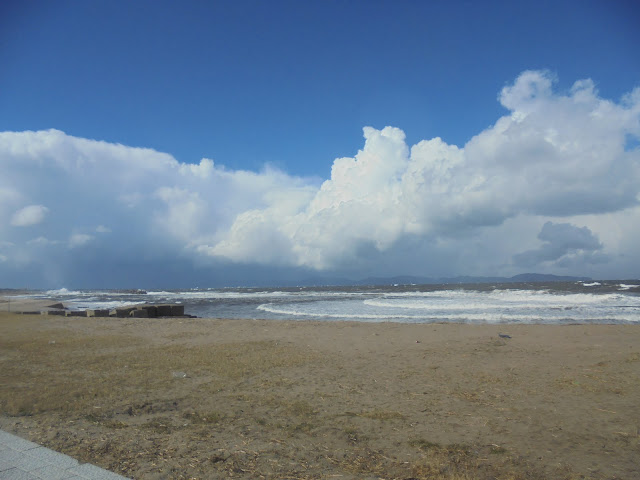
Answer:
xmin=13 ymin=280 xmax=640 ymax=324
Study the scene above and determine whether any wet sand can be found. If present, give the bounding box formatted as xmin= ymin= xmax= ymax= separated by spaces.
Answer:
xmin=1 ymin=308 xmax=639 ymax=479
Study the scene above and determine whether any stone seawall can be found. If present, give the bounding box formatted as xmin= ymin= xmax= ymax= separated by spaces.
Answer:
xmin=36 ymin=304 xmax=192 ymax=318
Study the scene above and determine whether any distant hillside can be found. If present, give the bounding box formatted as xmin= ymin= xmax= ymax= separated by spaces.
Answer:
xmin=225 ymin=273 xmax=594 ymax=288
xmin=355 ymin=273 xmax=592 ymax=286
xmin=508 ymin=273 xmax=592 ymax=282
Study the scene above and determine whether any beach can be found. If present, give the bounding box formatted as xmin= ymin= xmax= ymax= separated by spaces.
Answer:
xmin=1 ymin=309 xmax=639 ymax=479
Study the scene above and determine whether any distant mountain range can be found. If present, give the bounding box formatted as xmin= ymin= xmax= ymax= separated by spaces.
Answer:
xmin=357 ymin=273 xmax=593 ymax=286
xmin=296 ymin=273 xmax=593 ymax=287
xmin=0 ymin=273 xmax=595 ymax=291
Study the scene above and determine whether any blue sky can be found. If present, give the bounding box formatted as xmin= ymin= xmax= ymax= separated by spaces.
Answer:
xmin=1 ymin=1 xmax=639 ymax=287
xmin=3 ymin=0 xmax=638 ymax=173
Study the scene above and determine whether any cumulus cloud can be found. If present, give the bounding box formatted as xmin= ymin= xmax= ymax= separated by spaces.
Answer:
xmin=513 ymin=222 xmax=608 ymax=268
xmin=0 ymin=127 xmax=316 ymax=284
xmin=0 ymin=70 xmax=639 ymax=286
xmin=68 ymin=234 xmax=94 ymax=248
xmin=10 ymin=205 xmax=49 ymax=226
xmin=207 ymin=71 xmax=640 ymax=271
xmin=179 ymin=158 xmax=215 ymax=178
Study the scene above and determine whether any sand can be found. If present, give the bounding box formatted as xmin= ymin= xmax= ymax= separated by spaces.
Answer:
xmin=1 ymin=304 xmax=639 ymax=479
xmin=0 ymin=295 xmax=61 ymax=313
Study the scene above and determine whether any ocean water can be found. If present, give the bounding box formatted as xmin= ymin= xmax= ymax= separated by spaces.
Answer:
xmin=15 ymin=280 xmax=640 ymax=324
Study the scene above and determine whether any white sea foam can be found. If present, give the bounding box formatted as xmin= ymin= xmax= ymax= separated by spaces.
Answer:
xmin=257 ymin=303 xmax=425 ymax=321
xmin=66 ymin=300 xmax=138 ymax=310
xmin=145 ymin=289 xmax=372 ymax=300
xmin=26 ymin=284 xmax=640 ymax=324
xmin=256 ymin=287 xmax=640 ymax=324
xmin=256 ymin=302 xmax=639 ymax=324
xmin=370 ymin=290 xmax=633 ymax=309
xmin=45 ymin=288 xmax=85 ymax=296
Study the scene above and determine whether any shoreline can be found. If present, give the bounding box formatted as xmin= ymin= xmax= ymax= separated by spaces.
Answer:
xmin=1 ymin=312 xmax=639 ymax=479
xmin=3 ymin=293 xmax=640 ymax=326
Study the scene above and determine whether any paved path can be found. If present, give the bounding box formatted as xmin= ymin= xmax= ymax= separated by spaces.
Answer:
xmin=0 ymin=430 xmax=129 ymax=480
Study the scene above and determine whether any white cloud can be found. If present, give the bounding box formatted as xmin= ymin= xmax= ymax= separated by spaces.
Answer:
xmin=10 ymin=205 xmax=49 ymax=227
xmin=498 ymin=69 xmax=555 ymax=116
xmin=0 ymin=70 xmax=639 ymax=285
xmin=27 ymin=236 xmax=59 ymax=246
xmin=513 ymin=222 xmax=608 ymax=268
xmin=208 ymin=71 xmax=640 ymax=274
xmin=179 ymin=158 xmax=215 ymax=178
xmin=0 ymin=127 xmax=315 ymax=277
xmin=0 ymin=188 xmax=22 ymax=222
xmin=68 ymin=234 xmax=94 ymax=248
xmin=208 ymin=72 xmax=640 ymax=271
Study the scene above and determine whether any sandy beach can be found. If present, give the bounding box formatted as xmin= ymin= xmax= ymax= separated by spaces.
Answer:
xmin=1 ymin=304 xmax=639 ymax=479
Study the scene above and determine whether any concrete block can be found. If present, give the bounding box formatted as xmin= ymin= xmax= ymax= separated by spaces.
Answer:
xmin=139 ymin=305 xmax=157 ymax=318
xmin=155 ymin=304 xmax=173 ymax=316
xmin=86 ymin=309 xmax=110 ymax=317
xmin=65 ymin=310 xmax=87 ymax=317
xmin=170 ymin=304 xmax=184 ymax=316
xmin=114 ymin=307 xmax=136 ymax=318
xmin=129 ymin=309 xmax=148 ymax=318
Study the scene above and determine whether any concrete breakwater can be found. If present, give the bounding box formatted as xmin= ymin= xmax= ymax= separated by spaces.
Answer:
xmin=37 ymin=304 xmax=191 ymax=318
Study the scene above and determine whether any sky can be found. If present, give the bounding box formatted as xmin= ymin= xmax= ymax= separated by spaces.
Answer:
xmin=1 ymin=0 xmax=639 ymax=288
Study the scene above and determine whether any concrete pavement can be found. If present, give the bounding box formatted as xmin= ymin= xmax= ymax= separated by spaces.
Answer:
xmin=0 ymin=430 xmax=129 ymax=480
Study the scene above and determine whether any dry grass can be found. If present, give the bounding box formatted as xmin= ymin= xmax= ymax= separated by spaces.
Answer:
xmin=343 ymin=409 xmax=406 ymax=420
xmin=2 ymin=313 xmax=639 ymax=479
xmin=0 ymin=316 xmax=313 ymax=417
xmin=555 ymin=371 xmax=628 ymax=395
xmin=625 ymin=351 xmax=640 ymax=363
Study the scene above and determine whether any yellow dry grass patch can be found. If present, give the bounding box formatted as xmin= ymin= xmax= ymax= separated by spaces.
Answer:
xmin=343 ymin=409 xmax=406 ymax=420
xmin=0 ymin=315 xmax=313 ymax=417
xmin=2 ymin=314 xmax=636 ymax=480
